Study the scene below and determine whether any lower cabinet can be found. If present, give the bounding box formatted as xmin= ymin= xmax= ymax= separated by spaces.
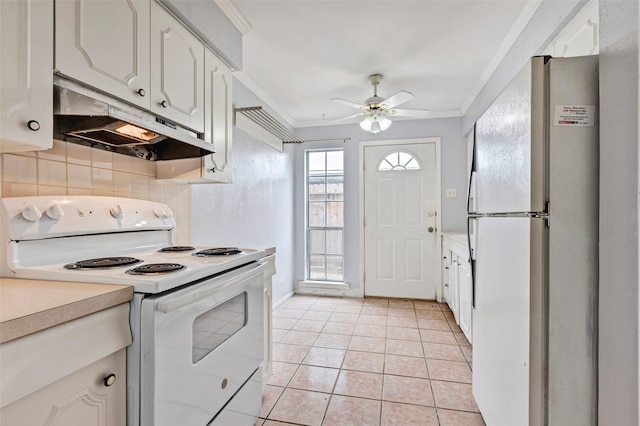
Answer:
xmin=0 ymin=304 xmax=132 ymax=426
xmin=457 ymin=259 xmax=473 ymax=342
xmin=1 ymin=350 xmax=126 ymax=426
xmin=441 ymin=233 xmax=473 ymax=344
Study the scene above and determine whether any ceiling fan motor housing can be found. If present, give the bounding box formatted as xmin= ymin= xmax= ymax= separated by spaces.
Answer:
xmin=365 ymin=95 xmax=385 ymax=109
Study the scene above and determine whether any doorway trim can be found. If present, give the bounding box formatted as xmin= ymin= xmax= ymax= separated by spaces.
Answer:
xmin=358 ymin=137 xmax=442 ymax=301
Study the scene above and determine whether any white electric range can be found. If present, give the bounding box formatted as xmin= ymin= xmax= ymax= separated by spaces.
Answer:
xmin=0 ymin=195 xmax=266 ymax=426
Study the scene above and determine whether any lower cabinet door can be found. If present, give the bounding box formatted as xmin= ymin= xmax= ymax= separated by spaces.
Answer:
xmin=457 ymin=259 xmax=473 ymax=343
xmin=0 ymin=349 xmax=126 ymax=426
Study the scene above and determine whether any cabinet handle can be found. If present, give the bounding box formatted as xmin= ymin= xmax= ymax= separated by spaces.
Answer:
xmin=103 ymin=373 xmax=117 ymax=387
xmin=161 ymin=100 xmax=168 ymax=108
xmin=137 ymin=88 xmax=146 ymax=97
xmin=27 ymin=120 xmax=40 ymax=131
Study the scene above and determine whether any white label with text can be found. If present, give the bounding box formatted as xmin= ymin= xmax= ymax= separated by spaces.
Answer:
xmin=553 ymin=105 xmax=595 ymax=127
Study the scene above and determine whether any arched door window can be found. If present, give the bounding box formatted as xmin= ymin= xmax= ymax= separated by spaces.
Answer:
xmin=377 ymin=150 xmax=421 ymax=171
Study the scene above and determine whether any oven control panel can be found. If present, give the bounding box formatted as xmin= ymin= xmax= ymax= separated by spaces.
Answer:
xmin=0 ymin=196 xmax=175 ymax=241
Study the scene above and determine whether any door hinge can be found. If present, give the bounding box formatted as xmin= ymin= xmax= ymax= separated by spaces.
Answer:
xmin=363 ymin=273 xmax=366 ymax=283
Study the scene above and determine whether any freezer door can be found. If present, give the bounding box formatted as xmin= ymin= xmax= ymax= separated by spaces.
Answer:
xmin=475 ymin=57 xmax=546 ymax=214
xmin=472 ymin=216 xmax=546 ymax=426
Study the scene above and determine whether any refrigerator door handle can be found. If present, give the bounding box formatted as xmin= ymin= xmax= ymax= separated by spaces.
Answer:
xmin=467 ymin=171 xmax=478 ymax=215
xmin=467 ymin=215 xmax=477 ymax=308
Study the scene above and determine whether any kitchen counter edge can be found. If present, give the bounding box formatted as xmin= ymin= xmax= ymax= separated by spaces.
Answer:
xmin=0 ymin=279 xmax=133 ymax=344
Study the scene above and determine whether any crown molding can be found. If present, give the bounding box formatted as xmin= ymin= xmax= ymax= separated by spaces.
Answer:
xmin=214 ymin=0 xmax=253 ymax=35
xmin=234 ymin=71 xmax=297 ymax=127
xmin=460 ymin=0 xmax=543 ymax=114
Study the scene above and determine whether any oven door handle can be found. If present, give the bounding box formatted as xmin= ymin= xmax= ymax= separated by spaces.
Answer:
xmin=156 ymin=261 xmax=267 ymax=313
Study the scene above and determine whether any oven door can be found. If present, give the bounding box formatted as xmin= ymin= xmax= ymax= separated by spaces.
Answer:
xmin=139 ymin=261 xmax=266 ymax=426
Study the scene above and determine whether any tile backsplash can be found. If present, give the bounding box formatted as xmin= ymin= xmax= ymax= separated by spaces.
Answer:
xmin=0 ymin=140 xmax=192 ymax=244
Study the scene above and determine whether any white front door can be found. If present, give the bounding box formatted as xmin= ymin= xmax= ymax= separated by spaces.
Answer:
xmin=363 ymin=141 xmax=438 ymax=299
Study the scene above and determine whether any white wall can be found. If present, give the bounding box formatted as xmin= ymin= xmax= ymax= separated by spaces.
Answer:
xmin=191 ymin=130 xmax=296 ymax=305
xmin=292 ymin=117 xmax=466 ymax=294
xmin=598 ymin=1 xmax=639 ymax=423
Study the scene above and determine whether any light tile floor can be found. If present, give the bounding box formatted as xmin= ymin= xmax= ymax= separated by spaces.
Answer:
xmin=258 ymin=294 xmax=485 ymax=426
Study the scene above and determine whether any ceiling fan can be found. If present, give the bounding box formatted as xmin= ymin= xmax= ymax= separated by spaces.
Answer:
xmin=330 ymin=74 xmax=431 ymax=134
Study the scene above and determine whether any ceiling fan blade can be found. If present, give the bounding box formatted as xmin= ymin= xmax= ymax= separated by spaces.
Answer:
xmin=331 ymin=98 xmax=367 ymax=109
xmin=329 ymin=112 xmax=366 ymax=123
xmin=379 ymin=90 xmax=415 ymax=109
xmin=387 ymin=108 xmax=431 ymax=118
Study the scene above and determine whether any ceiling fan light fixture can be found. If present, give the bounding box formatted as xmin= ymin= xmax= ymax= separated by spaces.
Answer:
xmin=330 ymin=73 xmax=428 ymax=131
xmin=360 ymin=113 xmax=392 ymax=134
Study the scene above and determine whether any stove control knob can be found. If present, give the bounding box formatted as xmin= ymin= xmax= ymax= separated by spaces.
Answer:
xmin=21 ymin=204 xmax=42 ymax=222
xmin=153 ymin=206 xmax=174 ymax=219
xmin=45 ymin=203 xmax=64 ymax=220
xmin=110 ymin=204 xmax=124 ymax=219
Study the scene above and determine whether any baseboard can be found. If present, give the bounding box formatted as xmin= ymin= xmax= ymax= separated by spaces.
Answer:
xmin=273 ymin=291 xmax=294 ymax=309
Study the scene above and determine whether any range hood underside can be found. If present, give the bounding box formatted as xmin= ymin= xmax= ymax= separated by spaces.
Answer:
xmin=53 ymin=79 xmax=215 ymax=161
xmin=54 ymin=116 xmax=213 ymax=161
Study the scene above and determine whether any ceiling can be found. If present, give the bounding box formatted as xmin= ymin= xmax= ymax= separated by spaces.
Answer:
xmin=226 ymin=0 xmax=541 ymax=128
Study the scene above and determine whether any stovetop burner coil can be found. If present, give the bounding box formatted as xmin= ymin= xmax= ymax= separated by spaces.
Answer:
xmin=158 ymin=246 xmax=196 ymax=252
xmin=193 ymin=247 xmax=242 ymax=257
xmin=64 ymin=257 xmax=143 ymax=270
xmin=126 ymin=263 xmax=186 ymax=275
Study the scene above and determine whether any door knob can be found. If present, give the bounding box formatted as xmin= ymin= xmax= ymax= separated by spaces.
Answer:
xmin=161 ymin=100 xmax=168 ymax=108
xmin=428 ymin=226 xmax=435 ymax=233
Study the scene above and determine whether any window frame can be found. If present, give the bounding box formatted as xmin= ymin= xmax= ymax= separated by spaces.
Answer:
xmin=304 ymin=148 xmax=345 ymax=282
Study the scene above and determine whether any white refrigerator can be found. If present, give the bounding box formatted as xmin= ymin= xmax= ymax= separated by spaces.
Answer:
xmin=467 ymin=55 xmax=598 ymax=426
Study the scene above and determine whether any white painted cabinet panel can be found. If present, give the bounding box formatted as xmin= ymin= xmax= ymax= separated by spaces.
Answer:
xmin=55 ymin=0 xmax=151 ymax=110
xmin=203 ymin=47 xmax=233 ymax=182
xmin=150 ymin=1 xmax=204 ymax=133
xmin=457 ymin=258 xmax=473 ymax=343
xmin=0 ymin=304 xmax=131 ymax=426
xmin=0 ymin=0 xmax=53 ymax=153
xmin=441 ymin=233 xmax=472 ymax=343
xmin=155 ymin=47 xmax=233 ymax=183
xmin=0 ymin=350 xmax=126 ymax=426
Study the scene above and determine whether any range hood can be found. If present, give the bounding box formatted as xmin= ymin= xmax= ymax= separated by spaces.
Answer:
xmin=53 ymin=78 xmax=215 ymax=161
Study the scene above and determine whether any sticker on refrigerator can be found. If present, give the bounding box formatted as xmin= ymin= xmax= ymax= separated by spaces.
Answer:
xmin=553 ymin=105 xmax=595 ymax=127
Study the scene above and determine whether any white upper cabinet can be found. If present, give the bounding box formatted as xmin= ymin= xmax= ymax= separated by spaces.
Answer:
xmin=55 ymin=0 xmax=151 ymax=110
xmin=150 ymin=1 xmax=204 ymax=133
xmin=55 ymin=0 xmax=205 ymax=134
xmin=0 ymin=0 xmax=53 ymax=153
xmin=156 ymin=47 xmax=233 ymax=184
xmin=203 ymin=47 xmax=233 ymax=182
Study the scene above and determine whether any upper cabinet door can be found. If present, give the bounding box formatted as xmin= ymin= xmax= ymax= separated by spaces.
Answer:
xmin=203 ymin=48 xmax=233 ymax=182
xmin=55 ymin=0 xmax=151 ymax=109
xmin=0 ymin=0 xmax=53 ymax=153
xmin=150 ymin=2 xmax=204 ymax=134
